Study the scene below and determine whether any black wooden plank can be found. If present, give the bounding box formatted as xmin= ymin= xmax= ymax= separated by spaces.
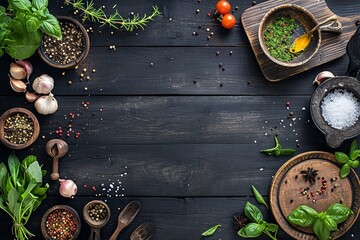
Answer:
xmin=0 ymin=47 xmax=352 ymax=96
xmin=0 ymin=196 xmax=359 ymax=240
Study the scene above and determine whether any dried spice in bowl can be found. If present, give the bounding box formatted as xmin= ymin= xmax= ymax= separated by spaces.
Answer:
xmin=3 ymin=113 xmax=34 ymax=144
xmin=87 ymin=202 xmax=108 ymax=222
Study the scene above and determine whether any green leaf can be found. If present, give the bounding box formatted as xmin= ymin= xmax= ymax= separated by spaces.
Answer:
xmin=238 ymin=223 xmax=266 ymax=238
xmin=261 ymin=148 xmax=276 ymax=156
xmin=0 ymin=163 xmax=8 ymax=191
xmin=39 ymin=14 xmax=61 ymax=39
xmin=244 ymin=201 xmax=263 ymax=223
xmin=349 ymin=140 xmax=358 ymax=160
xmin=21 ymin=155 xmax=37 ymax=169
xmin=26 ymin=161 xmax=42 ymax=183
xmin=274 ymin=135 xmax=281 ymax=148
xmin=7 ymin=188 xmax=19 ymax=213
xmin=340 ymin=164 xmax=351 ymax=179
xmin=5 ymin=176 xmax=14 ymax=193
xmin=275 ymin=148 xmax=281 ymax=157
xmin=251 ymin=185 xmax=269 ymax=209
xmin=280 ymin=148 xmax=296 ymax=156
xmin=288 ymin=205 xmax=317 ymax=227
xmin=9 ymin=18 xmax=25 ymax=33
xmin=325 ymin=203 xmax=353 ymax=224
xmin=26 ymin=16 xmax=41 ymax=32
xmin=6 ymin=30 xmax=41 ymax=59
xmin=324 ymin=216 xmax=337 ymax=231
xmin=265 ymin=223 xmax=278 ymax=233
xmin=335 ymin=152 xmax=349 ymax=164
xmin=11 ymin=0 xmax=32 ymax=11
xmin=8 ymin=152 xmax=20 ymax=186
xmin=312 ymin=219 xmax=330 ymax=240
xmin=20 ymin=181 xmax=37 ymax=200
xmin=201 ymin=224 xmax=221 ymax=236
xmin=32 ymin=0 xmax=48 ymax=10
xmin=349 ymin=160 xmax=359 ymax=168
xmin=32 ymin=186 xmax=48 ymax=197
xmin=0 ymin=6 xmax=11 ymax=26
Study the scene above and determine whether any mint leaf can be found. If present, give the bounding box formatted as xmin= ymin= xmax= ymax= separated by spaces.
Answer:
xmin=32 ymin=0 xmax=48 ymax=10
xmin=11 ymin=0 xmax=31 ymax=11
xmin=39 ymin=14 xmax=61 ymax=39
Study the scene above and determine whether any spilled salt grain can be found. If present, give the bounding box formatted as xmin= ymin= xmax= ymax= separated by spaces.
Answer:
xmin=321 ymin=89 xmax=360 ymax=129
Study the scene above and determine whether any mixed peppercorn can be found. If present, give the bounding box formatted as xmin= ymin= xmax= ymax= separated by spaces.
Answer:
xmin=45 ymin=209 xmax=78 ymax=240
xmin=4 ymin=113 xmax=34 ymax=144
xmin=87 ymin=202 xmax=108 ymax=222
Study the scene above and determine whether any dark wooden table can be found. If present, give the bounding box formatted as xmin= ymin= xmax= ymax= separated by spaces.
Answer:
xmin=1 ymin=0 xmax=360 ymax=239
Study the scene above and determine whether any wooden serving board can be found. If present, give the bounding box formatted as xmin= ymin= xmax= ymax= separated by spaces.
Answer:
xmin=241 ymin=0 xmax=359 ymax=82
xmin=270 ymin=151 xmax=360 ymax=240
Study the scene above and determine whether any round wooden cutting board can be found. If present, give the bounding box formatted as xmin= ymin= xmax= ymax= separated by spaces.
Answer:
xmin=270 ymin=151 xmax=360 ymax=240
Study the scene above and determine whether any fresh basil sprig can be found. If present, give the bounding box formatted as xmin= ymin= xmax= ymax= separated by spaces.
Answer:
xmin=238 ymin=202 xmax=278 ymax=240
xmin=0 ymin=153 xmax=48 ymax=240
xmin=202 ymin=224 xmax=221 ymax=236
xmin=288 ymin=203 xmax=353 ymax=240
xmin=251 ymin=185 xmax=269 ymax=209
xmin=261 ymin=136 xmax=296 ymax=157
xmin=335 ymin=139 xmax=360 ymax=178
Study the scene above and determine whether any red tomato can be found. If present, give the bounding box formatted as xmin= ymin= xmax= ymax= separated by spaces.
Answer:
xmin=221 ymin=14 xmax=236 ymax=29
xmin=216 ymin=1 xmax=231 ymax=15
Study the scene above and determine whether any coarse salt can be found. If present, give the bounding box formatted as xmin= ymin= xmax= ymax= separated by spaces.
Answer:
xmin=321 ymin=89 xmax=360 ymax=129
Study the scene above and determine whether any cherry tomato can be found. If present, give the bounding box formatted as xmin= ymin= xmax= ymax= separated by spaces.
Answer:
xmin=221 ymin=14 xmax=236 ymax=29
xmin=216 ymin=0 xmax=231 ymax=15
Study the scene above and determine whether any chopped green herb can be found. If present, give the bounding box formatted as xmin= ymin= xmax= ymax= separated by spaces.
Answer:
xmin=264 ymin=16 xmax=302 ymax=62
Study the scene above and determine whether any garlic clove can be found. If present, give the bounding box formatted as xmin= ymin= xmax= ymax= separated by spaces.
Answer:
xmin=35 ymin=93 xmax=58 ymax=115
xmin=313 ymin=71 xmax=335 ymax=85
xmin=9 ymin=77 xmax=27 ymax=92
xmin=10 ymin=63 xmax=27 ymax=80
xmin=16 ymin=60 xmax=33 ymax=80
xmin=25 ymin=92 xmax=40 ymax=103
xmin=32 ymin=74 xmax=54 ymax=94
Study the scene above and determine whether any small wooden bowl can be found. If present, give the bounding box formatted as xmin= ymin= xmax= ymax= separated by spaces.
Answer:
xmin=41 ymin=205 xmax=81 ymax=240
xmin=38 ymin=16 xmax=90 ymax=69
xmin=0 ymin=107 xmax=40 ymax=149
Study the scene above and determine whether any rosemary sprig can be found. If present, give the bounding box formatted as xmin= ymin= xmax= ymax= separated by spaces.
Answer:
xmin=64 ymin=0 xmax=161 ymax=31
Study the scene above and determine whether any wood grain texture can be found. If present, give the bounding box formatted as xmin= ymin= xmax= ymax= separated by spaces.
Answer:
xmin=242 ymin=0 xmax=360 ymax=81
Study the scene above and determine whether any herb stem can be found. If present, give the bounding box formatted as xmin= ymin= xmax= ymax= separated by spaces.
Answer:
xmin=264 ymin=230 xmax=277 ymax=240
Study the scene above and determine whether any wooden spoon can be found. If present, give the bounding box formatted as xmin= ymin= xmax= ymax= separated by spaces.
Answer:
xmin=109 ymin=201 xmax=141 ymax=240
xmin=130 ymin=223 xmax=154 ymax=240
xmin=290 ymin=16 xmax=338 ymax=53
xmin=83 ymin=200 xmax=111 ymax=240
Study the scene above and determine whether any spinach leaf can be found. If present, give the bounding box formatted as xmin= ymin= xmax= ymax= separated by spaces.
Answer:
xmin=26 ymin=161 xmax=42 ymax=183
xmin=288 ymin=205 xmax=317 ymax=227
xmin=244 ymin=201 xmax=263 ymax=223
xmin=251 ymin=185 xmax=269 ymax=209
xmin=238 ymin=222 xmax=266 ymax=238
xmin=335 ymin=152 xmax=349 ymax=164
xmin=312 ymin=219 xmax=330 ymax=240
xmin=325 ymin=203 xmax=353 ymax=224
xmin=201 ymin=224 xmax=221 ymax=236
xmin=21 ymin=155 xmax=37 ymax=169
xmin=0 ymin=163 xmax=8 ymax=191
xmin=7 ymin=188 xmax=19 ymax=214
xmin=39 ymin=13 xmax=61 ymax=39
xmin=340 ymin=164 xmax=351 ymax=179
xmin=8 ymin=152 xmax=20 ymax=185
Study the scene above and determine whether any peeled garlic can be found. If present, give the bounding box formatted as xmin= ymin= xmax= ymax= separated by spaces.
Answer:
xmin=10 ymin=63 xmax=27 ymax=80
xmin=9 ymin=77 xmax=27 ymax=92
xmin=32 ymin=74 xmax=54 ymax=94
xmin=35 ymin=93 xmax=58 ymax=115
xmin=25 ymin=92 xmax=40 ymax=103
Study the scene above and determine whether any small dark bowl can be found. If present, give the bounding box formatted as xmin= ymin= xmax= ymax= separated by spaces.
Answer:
xmin=259 ymin=4 xmax=320 ymax=67
xmin=41 ymin=205 xmax=81 ymax=240
xmin=38 ymin=16 xmax=90 ymax=69
xmin=0 ymin=107 xmax=40 ymax=149
xmin=310 ymin=76 xmax=360 ymax=148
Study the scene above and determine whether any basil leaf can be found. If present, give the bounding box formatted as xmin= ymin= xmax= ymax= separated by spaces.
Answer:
xmin=261 ymin=148 xmax=276 ymax=156
xmin=32 ymin=0 xmax=48 ymax=10
xmin=349 ymin=160 xmax=359 ymax=168
xmin=288 ymin=205 xmax=317 ymax=227
xmin=312 ymin=219 xmax=330 ymax=240
xmin=8 ymin=152 xmax=20 ymax=186
xmin=201 ymin=224 xmax=221 ymax=236
xmin=265 ymin=223 xmax=278 ymax=233
xmin=324 ymin=215 xmax=337 ymax=231
xmin=21 ymin=155 xmax=37 ymax=169
xmin=11 ymin=0 xmax=31 ymax=11
xmin=335 ymin=152 xmax=349 ymax=164
xmin=26 ymin=161 xmax=42 ymax=183
xmin=349 ymin=140 xmax=358 ymax=160
xmin=0 ymin=163 xmax=8 ymax=192
xmin=39 ymin=14 xmax=61 ymax=39
xmin=6 ymin=30 xmax=41 ymax=59
xmin=325 ymin=203 xmax=353 ymax=224
xmin=237 ymin=223 xmax=265 ymax=238
xmin=275 ymin=148 xmax=281 ymax=156
xmin=251 ymin=185 xmax=269 ymax=209
xmin=340 ymin=164 xmax=351 ymax=179
xmin=26 ymin=16 xmax=41 ymax=32
xmin=244 ymin=201 xmax=263 ymax=223
xmin=280 ymin=148 xmax=296 ymax=156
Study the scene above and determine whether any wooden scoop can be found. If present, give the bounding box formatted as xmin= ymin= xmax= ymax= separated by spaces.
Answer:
xmin=83 ymin=200 xmax=111 ymax=240
xmin=109 ymin=201 xmax=141 ymax=240
xmin=130 ymin=223 xmax=154 ymax=240
xmin=46 ymin=139 xmax=68 ymax=180
xmin=290 ymin=16 xmax=338 ymax=53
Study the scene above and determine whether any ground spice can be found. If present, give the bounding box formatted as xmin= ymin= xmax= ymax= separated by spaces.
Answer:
xmin=88 ymin=203 xmax=108 ymax=221
xmin=4 ymin=113 xmax=34 ymax=144
xmin=45 ymin=209 xmax=77 ymax=240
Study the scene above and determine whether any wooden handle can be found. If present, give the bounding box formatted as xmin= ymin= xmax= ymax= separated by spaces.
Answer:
xmin=109 ymin=226 xmax=124 ymax=240
xmin=50 ymin=157 xmax=59 ymax=180
xmin=89 ymin=228 xmax=101 ymax=240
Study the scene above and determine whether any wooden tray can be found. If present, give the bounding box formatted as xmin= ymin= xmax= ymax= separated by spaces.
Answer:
xmin=270 ymin=151 xmax=360 ymax=240
xmin=241 ymin=0 xmax=359 ymax=82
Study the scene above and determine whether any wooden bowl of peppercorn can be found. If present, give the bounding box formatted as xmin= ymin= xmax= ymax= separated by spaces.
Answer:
xmin=0 ymin=107 xmax=40 ymax=150
xmin=41 ymin=205 xmax=81 ymax=240
xmin=38 ymin=16 xmax=90 ymax=69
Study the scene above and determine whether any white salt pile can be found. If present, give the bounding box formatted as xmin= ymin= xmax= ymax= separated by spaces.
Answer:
xmin=321 ymin=89 xmax=360 ymax=129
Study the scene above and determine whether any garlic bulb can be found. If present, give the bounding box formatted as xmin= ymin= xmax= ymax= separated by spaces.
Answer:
xmin=59 ymin=179 xmax=77 ymax=198
xmin=32 ymin=74 xmax=54 ymax=94
xmin=35 ymin=93 xmax=58 ymax=115
xmin=9 ymin=63 xmax=27 ymax=80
